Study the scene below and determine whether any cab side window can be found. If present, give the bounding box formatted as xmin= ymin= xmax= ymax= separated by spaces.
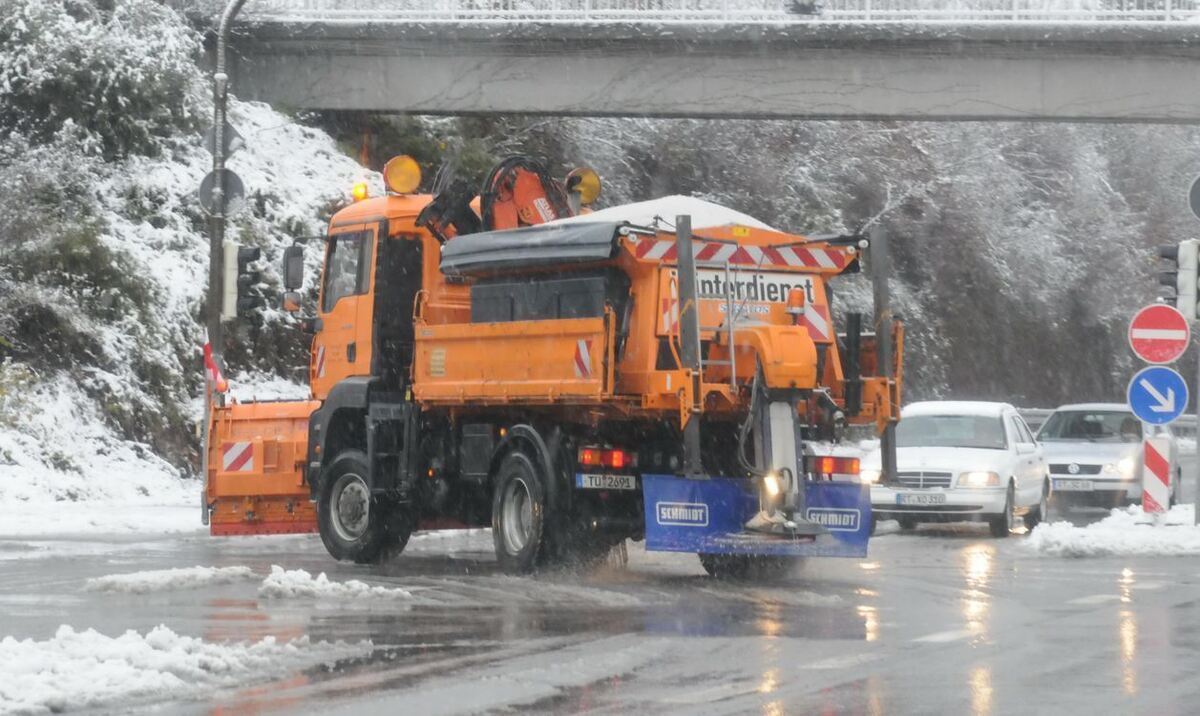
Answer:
xmin=322 ymin=231 xmax=372 ymax=312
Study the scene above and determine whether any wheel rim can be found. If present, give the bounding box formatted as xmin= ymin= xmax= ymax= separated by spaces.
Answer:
xmin=330 ymin=472 xmax=370 ymax=542
xmin=500 ymin=476 xmax=534 ymax=554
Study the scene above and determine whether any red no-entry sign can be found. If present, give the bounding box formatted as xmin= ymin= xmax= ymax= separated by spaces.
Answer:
xmin=1129 ymin=304 xmax=1190 ymax=364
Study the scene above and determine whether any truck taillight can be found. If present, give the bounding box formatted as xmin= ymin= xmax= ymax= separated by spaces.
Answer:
xmin=579 ymin=447 xmax=635 ymax=470
xmin=806 ymin=455 xmax=860 ymax=476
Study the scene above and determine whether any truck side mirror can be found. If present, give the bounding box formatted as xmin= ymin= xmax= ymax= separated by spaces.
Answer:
xmin=282 ymin=245 xmax=304 ymax=290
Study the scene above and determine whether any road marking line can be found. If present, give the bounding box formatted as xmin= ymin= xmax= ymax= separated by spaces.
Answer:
xmin=912 ymin=629 xmax=973 ymax=643
xmin=1068 ymin=594 xmax=1120 ymax=605
xmin=803 ymin=653 xmax=884 ymax=670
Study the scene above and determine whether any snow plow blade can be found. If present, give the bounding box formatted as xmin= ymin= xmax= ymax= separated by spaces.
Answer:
xmin=642 ymin=475 xmax=871 ymax=558
xmin=206 ymin=400 xmax=321 ymax=536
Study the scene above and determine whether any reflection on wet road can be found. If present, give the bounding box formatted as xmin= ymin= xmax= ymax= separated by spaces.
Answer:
xmin=3 ymin=511 xmax=1200 ymax=714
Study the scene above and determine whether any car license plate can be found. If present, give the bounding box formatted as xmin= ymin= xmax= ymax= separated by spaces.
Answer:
xmin=1055 ymin=479 xmax=1094 ymax=492
xmin=577 ymin=474 xmax=636 ymax=491
xmin=896 ymin=493 xmax=946 ymax=506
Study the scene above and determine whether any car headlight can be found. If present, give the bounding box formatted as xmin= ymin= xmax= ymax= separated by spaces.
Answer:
xmin=859 ymin=469 xmax=882 ymax=484
xmin=958 ymin=471 xmax=1001 ymax=488
xmin=1117 ymin=456 xmax=1136 ymax=479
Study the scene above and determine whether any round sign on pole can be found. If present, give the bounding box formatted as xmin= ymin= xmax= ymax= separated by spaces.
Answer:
xmin=198 ymin=168 xmax=246 ymax=217
xmin=1189 ymin=174 xmax=1200 ymax=221
xmin=1128 ymin=366 xmax=1189 ymax=425
xmin=1129 ymin=304 xmax=1190 ymax=365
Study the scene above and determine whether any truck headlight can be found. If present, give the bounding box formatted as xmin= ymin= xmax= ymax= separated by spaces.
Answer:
xmin=958 ymin=471 xmax=1000 ymax=488
xmin=859 ymin=469 xmax=882 ymax=484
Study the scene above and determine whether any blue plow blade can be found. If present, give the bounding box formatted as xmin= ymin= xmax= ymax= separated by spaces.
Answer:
xmin=641 ymin=474 xmax=871 ymax=558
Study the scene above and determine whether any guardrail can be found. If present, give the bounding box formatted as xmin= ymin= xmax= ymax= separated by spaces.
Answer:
xmin=243 ymin=0 xmax=1200 ymax=22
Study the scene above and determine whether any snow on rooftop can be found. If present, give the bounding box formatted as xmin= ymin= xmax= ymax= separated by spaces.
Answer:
xmin=902 ymin=400 xmax=1014 ymax=417
xmin=0 ymin=624 xmax=370 ymax=715
xmin=1026 ymin=505 xmax=1200 ymax=557
xmin=1049 ymin=403 xmax=1132 ymax=412
xmin=84 ymin=566 xmax=256 ymax=594
xmin=258 ymin=565 xmax=413 ymax=600
xmin=554 ymin=194 xmax=778 ymax=232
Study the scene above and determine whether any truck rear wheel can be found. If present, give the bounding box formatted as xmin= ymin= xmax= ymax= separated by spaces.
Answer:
xmin=492 ymin=449 xmax=549 ymax=575
xmin=317 ymin=450 xmax=408 ymax=564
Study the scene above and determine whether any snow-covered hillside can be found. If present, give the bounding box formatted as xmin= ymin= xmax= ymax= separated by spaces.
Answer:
xmin=0 ymin=0 xmax=378 ymax=522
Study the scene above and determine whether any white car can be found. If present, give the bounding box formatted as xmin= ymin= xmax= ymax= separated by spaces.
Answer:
xmin=860 ymin=401 xmax=1048 ymax=537
xmin=1037 ymin=403 xmax=1179 ymax=509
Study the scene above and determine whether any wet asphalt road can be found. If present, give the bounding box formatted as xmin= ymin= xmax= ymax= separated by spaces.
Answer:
xmin=3 ymin=468 xmax=1200 ymax=715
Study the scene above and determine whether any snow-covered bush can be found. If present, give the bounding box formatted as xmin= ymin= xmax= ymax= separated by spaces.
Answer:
xmin=0 ymin=0 xmax=204 ymax=158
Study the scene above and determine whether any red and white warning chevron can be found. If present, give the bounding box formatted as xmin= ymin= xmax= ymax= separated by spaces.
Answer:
xmin=222 ymin=441 xmax=254 ymax=473
xmin=800 ymin=304 xmax=833 ymax=343
xmin=632 ymin=238 xmax=848 ymax=271
xmin=1142 ymin=437 xmax=1170 ymax=514
xmin=573 ymin=338 xmax=593 ymax=379
xmin=661 ymin=279 xmax=680 ymax=335
xmin=314 ymin=344 xmax=327 ymax=379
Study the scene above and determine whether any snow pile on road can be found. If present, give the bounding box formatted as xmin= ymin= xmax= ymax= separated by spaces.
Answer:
xmin=258 ymin=566 xmax=412 ymax=600
xmin=1027 ymin=505 xmax=1200 ymax=557
xmin=0 ymin=624 xmax=370 ymax=716
xmin=85 ymin=566 xmax=256 ymax=594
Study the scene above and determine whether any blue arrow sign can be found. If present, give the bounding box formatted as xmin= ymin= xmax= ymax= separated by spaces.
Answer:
xmin=1128 ymin=366 xmax=1189 ymax=425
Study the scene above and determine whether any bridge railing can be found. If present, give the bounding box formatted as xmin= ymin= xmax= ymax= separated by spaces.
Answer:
xmin=245 ymin=0 xmax=1200 ymax=22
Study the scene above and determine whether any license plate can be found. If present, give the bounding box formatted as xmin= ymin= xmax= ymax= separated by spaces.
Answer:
xmin=577 ymin=474 xmax=636 ymax=491
xmin=897 ymin=492 xmax=946 ymax=506
xmin=1055 ymin=479 xmax=1094 ymax=492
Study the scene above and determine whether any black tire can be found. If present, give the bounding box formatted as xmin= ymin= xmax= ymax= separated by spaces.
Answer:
xmin=1024 ymin=480 xmax=1050 ymax=530
xmin=491 ymin=449 xmax=550 ymax=575
xmin=317 ymin=449 xmax=409 ymax=564
xmin=989 ymin=483 xmax=1015 ymax=538
xmin=898 ymin=517 xmax=918 ymax=531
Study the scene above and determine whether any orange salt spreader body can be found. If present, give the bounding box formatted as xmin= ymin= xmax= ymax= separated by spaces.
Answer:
xmin=204 ymin=156 xmax=902 ymax=577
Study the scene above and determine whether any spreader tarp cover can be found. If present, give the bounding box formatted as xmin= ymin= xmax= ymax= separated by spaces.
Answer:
xmin=440 ymin=221 xmax=623 ymax=276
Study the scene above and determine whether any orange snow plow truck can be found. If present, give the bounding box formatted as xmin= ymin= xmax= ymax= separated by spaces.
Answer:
xmin=204 ymin=155 xmax=902 ymax=577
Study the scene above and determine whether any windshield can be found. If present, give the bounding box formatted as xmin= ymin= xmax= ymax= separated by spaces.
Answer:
xmin=895 ymin=414 xmax=1007 ymax=450
xmin=1037 ymin=410 xmax=1141 ymax=443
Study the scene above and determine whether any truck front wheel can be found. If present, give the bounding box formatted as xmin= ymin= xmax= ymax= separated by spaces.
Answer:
xmin=317 ymin=450 xmax=406 ymax=564
xmin=492 ymin=449 xmax=549 ymax=575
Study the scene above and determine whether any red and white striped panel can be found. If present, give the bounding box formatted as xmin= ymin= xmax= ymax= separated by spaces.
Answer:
xmin=222 ymin=441 xmax=254 ymax=473
xmin=315 ymin=344 xmax=327 ymax=379
xmin=800 ymin=304 xmax=833 ymax=343
xmin=1142 ymin=438 xmax=1171 ymax=514
xmin=661 ymin=280 xmax=680 ymax=335
xmin=573 ymin=339 xmax=593 ymax=379
xmin=631 ymin=237 xmax=848 ymax=271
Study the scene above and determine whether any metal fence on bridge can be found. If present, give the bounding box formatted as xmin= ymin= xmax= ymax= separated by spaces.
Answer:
xmin=246 ymin=0 xmax=1200 ymax=22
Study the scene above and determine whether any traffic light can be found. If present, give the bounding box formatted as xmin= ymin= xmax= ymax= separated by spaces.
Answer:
xmin=221 ymin=240 xmax=265 ymax=319
xmin=1159 ymin=239 xmax=1200 ymax=320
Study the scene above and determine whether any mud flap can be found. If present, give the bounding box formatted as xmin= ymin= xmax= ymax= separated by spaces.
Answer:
xmin=642 ymin=475 xmax=871 ymax=558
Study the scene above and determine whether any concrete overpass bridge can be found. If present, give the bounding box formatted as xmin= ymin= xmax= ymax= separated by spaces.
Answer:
xmin=176 ymin=0 xmax=1200 ymax=122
